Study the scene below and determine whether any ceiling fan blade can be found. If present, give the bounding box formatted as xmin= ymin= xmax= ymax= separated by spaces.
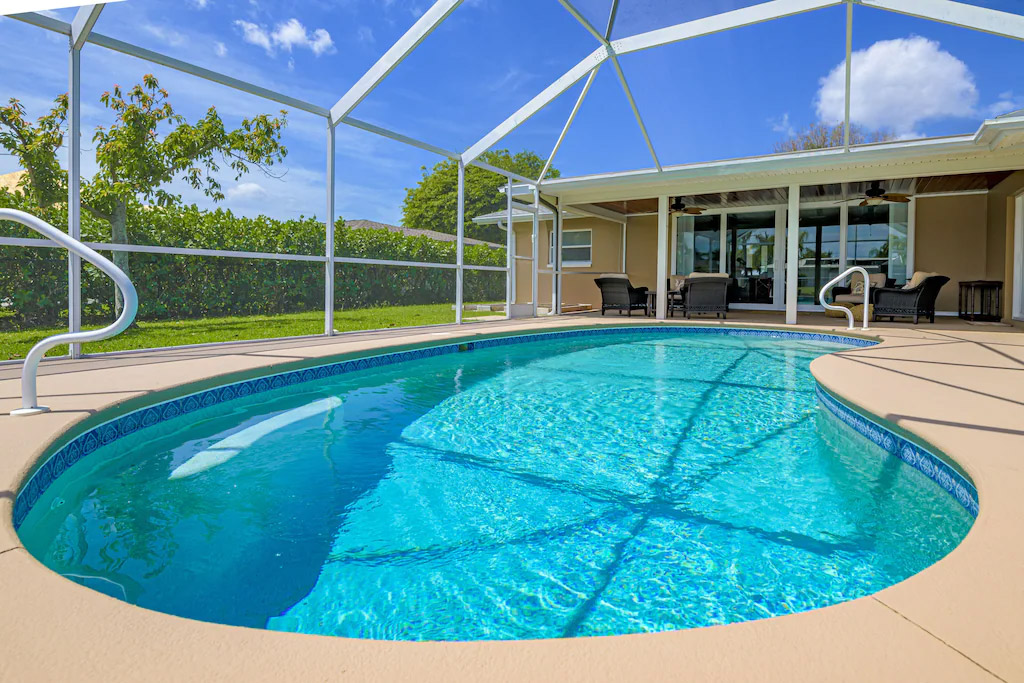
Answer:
xmin=882 ymin=193 xmax=911 ymax=202
xmin=859 ymin=199 xmax=870 ymax=207
xmin=683 ymin=207 xmax=704 ymax=215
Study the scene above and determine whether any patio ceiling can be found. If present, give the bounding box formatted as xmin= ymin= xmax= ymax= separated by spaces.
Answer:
xmin=585 ymin=171 xmax=1015 ymax=214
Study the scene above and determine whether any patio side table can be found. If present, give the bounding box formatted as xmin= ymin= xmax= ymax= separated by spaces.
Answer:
xmin=958 ymin=280 xmax=1002 ymax=322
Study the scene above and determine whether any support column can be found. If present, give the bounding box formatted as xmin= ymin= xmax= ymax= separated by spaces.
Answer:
xmin=656 ymin=196 xmax=669 ymax=319
xmin=786 ymin=184 xmax=800 ymax=324
xmin=532 ymin=187 xmax=540 ymax=317
xmin=67 ymin=45 xmax=82 ymax=358
xmin=324 ymin=121 xmax=335 ymax=335
xmin=552 ymin=196 xmax=561 ymax=315
xmin=455 ymin=160 xmax=465 ymax=323
xmin=505 ymin=174 xmax=514 ymax=320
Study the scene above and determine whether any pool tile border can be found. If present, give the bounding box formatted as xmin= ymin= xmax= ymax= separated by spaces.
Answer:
xmin=13 ymin=325 xmax=877 ymax=529
xmin=816 ymin=385 xmax=979 ymax=517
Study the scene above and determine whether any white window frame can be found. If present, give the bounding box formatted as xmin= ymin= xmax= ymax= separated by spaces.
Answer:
xmin=553 ymin=228 xmax=592 ymax=267
xmin=1013 ymin=192 xmax=1024 ymax=321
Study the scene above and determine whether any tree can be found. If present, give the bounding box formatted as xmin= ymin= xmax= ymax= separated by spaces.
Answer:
xmin=773 ymin=122 xmax=895 ymax=153
xmin=401 ymin=149 xmax=558 ymax=243
xmin=0 ymin=75 xmax=288 ymax=313
xmin=0 ymin=95 xmax=68 ymax=208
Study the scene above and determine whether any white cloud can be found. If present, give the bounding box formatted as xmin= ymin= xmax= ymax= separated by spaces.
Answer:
xmin=356 ymin=25 xmax=375 ymax=43
xmin=214 ymin=41 xmax=228 ymax=57
xmin=225 ymin=182 xmax=268 ymax=201
xmin=190 ymin=0 xmax=209 ymax=8
xmin=815 ymin=36 xmax=978 ymax=137
xmin=769 ymin=112 xmax=796 ymax=137
xmin=986 ymin=91 xmax=1024 ymax=118
xmin=142 ymin=24 xmax=188 ymax=48
xmin=234 ymin=18 xmax=335 ymax=57
xmin=234 ymin=20 xmax=273 ymax=53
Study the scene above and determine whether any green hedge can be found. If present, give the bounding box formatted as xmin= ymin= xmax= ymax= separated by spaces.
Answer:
xmin=0 ymin=191 xmax=505 ymax=330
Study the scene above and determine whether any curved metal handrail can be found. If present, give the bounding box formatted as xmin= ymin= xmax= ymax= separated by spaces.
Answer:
xmin=819 ymin=266 xmax=870 ymax=331
xmin=2 ymin=209 xmax=138 ymax=416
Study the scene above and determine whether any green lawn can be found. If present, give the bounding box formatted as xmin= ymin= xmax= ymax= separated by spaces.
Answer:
xmin=0 ymin=304 xmax=502 ymax=360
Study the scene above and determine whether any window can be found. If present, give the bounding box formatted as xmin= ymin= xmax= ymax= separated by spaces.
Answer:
xmin=550 ymin=229 xmax=592 ymax=266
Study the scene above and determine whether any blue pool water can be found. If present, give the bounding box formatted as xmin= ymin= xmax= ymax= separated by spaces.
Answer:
xmin=17 ymin=331 xmax=973 ymax=640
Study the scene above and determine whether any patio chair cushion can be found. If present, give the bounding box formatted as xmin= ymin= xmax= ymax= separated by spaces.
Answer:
xmin=598 ymin=273 xmax=629 ymax=279
xmin=851 ymin=273 xmax=887 ymax=294
xmin=903 ymin=271 xmax=940 ymax=289
xmin=834 ymin=293 xmax=868 ymax=304
xmin=686 ymin=271 xmax=729 ymax=279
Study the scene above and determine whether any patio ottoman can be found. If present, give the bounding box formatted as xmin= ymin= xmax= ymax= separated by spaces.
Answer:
xmin=826 ymin=301 xmax=873 ymax=322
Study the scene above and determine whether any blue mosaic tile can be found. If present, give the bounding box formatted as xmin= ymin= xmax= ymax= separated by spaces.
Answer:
xmin=12 ymin=325 xmax=878 ymax=530
xmin=816 ymin=385 xmax=979 ymax=517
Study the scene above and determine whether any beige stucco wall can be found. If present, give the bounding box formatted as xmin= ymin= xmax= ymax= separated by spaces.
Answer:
xmin=513 ymin=218 xmax=626 ymax=308
xmin=914 ymin=194 xmax=989 ymax=312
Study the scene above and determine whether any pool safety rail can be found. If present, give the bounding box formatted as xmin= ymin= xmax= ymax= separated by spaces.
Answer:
xmin=1 ymin=209 xmax=139 ymax=416
xmin=820 ymin=266 xmax=871 ymax=331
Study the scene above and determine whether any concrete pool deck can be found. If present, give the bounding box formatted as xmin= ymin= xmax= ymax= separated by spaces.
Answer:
xmin=1 ymin=313 xmax=1022 ymax=682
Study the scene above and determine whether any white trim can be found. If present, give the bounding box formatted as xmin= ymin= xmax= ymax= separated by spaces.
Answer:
xmin=325 ymin=123 xmax=336 ymax=336
xmin=843 ymin=0 xmax=853 ymax=151
xmin=329 ymin=0 xmax=463 ymax=124
xmin=538 ymin=65 xmax=601 ymax=183
xmin=455 ymin=160 xmax=465 ymax=324
xmin=462 ymin=48 xmax=609 ymax=165
xmin=916 ymin=189 xmax=989 ymax=198
xmin=859 ymin=0 xmax=1024 ymax=42
xmin=906 ymin=196 xmax=916 ymax=277
xmin=1013 ymin=192 xmax=1024 ymax=321
xmin=612 ymin=0 xmax=840 ymax=55
xmin=87 ymin=32 xmax=330 ymax=118
xmin=611 ymin=56 xmax=661 ymax=171
xmin=0 ymin=237 xmax=513 ymax=273
xmin=341 ymin=117 xmax=459 ymax=160
xmin=656 ymin=196 xmax=669 ymax=319
xmin=70 ymin=3 xmax=102 ymax=50
xmin=551 ymin=227 xmax=593 ymax=267
xmin=786 ymin=184 xmax=800 ymax=324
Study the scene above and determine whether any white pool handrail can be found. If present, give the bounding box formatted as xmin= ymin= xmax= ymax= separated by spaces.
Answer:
xmin=819 ymin=266 xmax=871 ymax=331
xmin=2 ymin=209 xmax=138 ymax=416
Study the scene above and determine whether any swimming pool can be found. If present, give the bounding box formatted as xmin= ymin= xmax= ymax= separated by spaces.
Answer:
xmin=15 ymin=328 xmax=975 ymax=641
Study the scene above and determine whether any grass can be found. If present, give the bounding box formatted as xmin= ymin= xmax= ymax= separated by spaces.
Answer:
xmin=0 ymin=303 xmax=502 ymax=360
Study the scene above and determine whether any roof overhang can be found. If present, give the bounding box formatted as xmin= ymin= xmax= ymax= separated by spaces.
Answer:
xmin=539 ymin=116 xmax=1024 ymax=205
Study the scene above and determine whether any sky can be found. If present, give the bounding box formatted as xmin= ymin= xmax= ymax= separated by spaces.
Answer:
xmin=0 ymin=0 xmax=1023 ymax=226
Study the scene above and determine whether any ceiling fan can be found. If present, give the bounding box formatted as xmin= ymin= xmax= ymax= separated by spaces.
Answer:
xmin=840 ymin=181 xmax=911 ymax=206
xmin=670 ymin=196 xmax=705 ymax=215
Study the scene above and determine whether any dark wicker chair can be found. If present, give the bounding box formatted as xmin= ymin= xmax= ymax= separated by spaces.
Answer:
xmin=594 ymin=276 xmax=648 ymax=316
xmin=872 ymin=275 xmax=950 ymax=323
xmin=671 ymin=276 xmax=729 ymax=319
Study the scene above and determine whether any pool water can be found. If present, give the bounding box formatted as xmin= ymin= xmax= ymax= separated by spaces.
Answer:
xmin=17 ymin=331 xmax=973 ymax=641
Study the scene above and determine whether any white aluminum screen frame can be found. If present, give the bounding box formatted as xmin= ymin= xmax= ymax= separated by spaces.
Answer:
xmin=3 ymin=0 xmax=1023 ymax=352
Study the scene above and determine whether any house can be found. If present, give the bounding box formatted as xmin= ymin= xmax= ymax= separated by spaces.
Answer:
xmin=475 ymin=113 xmax=1024 ymax=322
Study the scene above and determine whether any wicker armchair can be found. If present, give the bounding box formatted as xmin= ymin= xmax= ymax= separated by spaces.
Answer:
xmin=594 ymin=276 xmax=648 ymax=316
xmin=670 ymin=275 xmax=730 ymax=319
xmin=872 ymin=275 xmax=950 ymax=323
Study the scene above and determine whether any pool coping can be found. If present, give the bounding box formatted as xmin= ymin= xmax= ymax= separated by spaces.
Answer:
xmin=1 ymin=316 xmax=1021 ymax=682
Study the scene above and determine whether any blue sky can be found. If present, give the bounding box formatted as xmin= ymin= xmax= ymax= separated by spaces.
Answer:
xmin=1 ymin=0 xmax=1023 ymax=225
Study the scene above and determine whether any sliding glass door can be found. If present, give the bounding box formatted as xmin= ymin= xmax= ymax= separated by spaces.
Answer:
xmin=675 ymin=214 xmax=720 ymax=274
xmin=847 ymin=203 xmax=909 ymax=285
xmin=726 ymin=211 xmax=777 ymax=304
xmin=671 ymin=199 xmax=912 ymax=310
xmin=797 ymin=208 xmax=841 ymax=304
